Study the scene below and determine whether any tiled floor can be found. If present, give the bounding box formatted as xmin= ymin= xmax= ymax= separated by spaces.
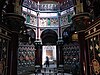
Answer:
xmin=29 ymin=64 xmax=72 ymax=75
xmin=30 ymin=73 xmax=72 ymax=75
xmin=42 ymin=63 xmax=57 ymax=68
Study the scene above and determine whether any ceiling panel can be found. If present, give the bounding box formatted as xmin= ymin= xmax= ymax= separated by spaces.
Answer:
xmin=32 ymin=0 xmax=66 ymax=3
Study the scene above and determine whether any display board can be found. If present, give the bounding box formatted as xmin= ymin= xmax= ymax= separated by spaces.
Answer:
xmin=39 ymin=17 xmax=58 ymax=27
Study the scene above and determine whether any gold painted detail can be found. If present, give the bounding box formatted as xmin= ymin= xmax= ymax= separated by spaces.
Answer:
xmin=5 ymin=32 xmax=7 ymax=35
xmin=94 ymin=37 xmax=96 ymax=40
xmin=98 ymin=53 xmax=100 ymax=57
xmin=95 ymin=44 xmax=99 ymax=50
xmin=91 ymin=38 xmax=93 ymax=41
xmin=0 ymin=39 xmax=1 ymax=42
xmin=90 ymin=45 xmax=93 ymax=50
xmin=88 ymin=31 xmax=90 ymax=35
xmin=0 ymin=29 xmax=1 ymax=33
xmin=3 ymin=40 xmax=5 ymax=43
xmin=94 ymin=28 xmax=96 ymax=32
xmin=92 ymin=59 xmax=100 ymax=75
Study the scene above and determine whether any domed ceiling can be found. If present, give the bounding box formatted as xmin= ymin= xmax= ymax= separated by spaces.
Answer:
xmin=22 ymin=0 xmax=74 ymax=11
xmin=32 ymin=0 xmax=68 ymax=3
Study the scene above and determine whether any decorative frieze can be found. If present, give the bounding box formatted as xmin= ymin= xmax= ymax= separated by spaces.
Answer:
xmin=85 ymin=18 xmax=100 ymax=39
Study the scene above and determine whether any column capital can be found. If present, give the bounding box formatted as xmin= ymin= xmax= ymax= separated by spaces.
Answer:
xmin=34 ymin=39 xmax=42 ymax=46
xmin=72 ymin=12 xmax=92 ymax=31
xmin=3 ymin=13 xmax=25 ymax=32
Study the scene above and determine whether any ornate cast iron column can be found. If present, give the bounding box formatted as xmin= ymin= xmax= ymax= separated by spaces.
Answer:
xmin=57 ymin=40 xmax=63 ymax=67
xmin=57 ymin=9 xmax=64 ymax=68
xmin=35 ymin=41 xmax=42 ymax=68
xmin=58 ymin=11 xmax=61 ymax=39
xmin=34 ymin=2 xmax=42 ymax=67
xmin=72 ymin=13 xmax=92 ymax=75
xmin=3 ymin=13 xmax=25 ymax=75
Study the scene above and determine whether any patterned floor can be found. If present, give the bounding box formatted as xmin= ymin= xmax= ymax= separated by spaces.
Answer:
xmin=29 ymin=64 xmax=72 ymax=75
xmin=30 ymin=73 xmax=72 ymax=75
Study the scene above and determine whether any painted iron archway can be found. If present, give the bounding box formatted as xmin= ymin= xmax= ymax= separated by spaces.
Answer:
xmin=41 ymin=29 xmax=58 ymax=67
xmin=41 ymin=29 xmax=58 ymax=45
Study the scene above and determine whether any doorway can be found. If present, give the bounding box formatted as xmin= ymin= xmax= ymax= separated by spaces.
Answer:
xmin=42 ymin=45 xmax=57 ymax=68
xmin=41 ymin=29 xmax=58 ymax=68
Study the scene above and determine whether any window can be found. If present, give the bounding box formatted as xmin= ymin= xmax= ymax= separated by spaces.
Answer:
xmin=26 ymin=15 xmax=30 ymax=23
xmin=68 ymin=14 xmax=71 ymax=23
xmin=48 ymin=18 xmax=51 ymax=26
